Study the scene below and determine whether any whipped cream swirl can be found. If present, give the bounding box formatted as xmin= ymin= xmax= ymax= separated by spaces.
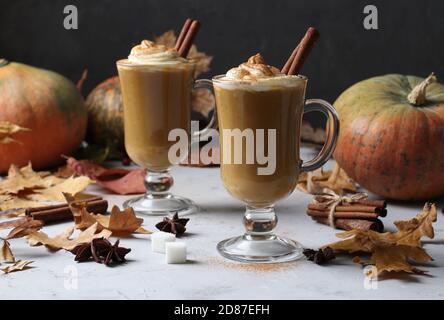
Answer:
xmin=128 ymin=40 xmax=187 ymax=65
xmin=224 ymin=53 xmax=285 ymax=81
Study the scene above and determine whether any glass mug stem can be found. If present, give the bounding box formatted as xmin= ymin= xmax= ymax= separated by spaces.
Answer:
xmin=144 ymin=170 xmax=174 ymax=199
xmin=244 ymin=206 xmax=277 ymax=236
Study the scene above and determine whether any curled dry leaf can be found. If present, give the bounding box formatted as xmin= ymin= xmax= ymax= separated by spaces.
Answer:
xmin=0 ymin=121 xmax=31 ymax=144
xmin=64 ymin=193 xmax=150 ymax=235
xmin=0 ymin=240 xmax=15 ymax=263
xmin=297 ymin=164 xmax=357 ymax=195
xmin=26 ymin=222 xmax=112 ymax=251
xmin=0 ymin=163 xmax=91 ymax=212
xmin=58 ymin=157 xmax=145 ymax=195
xmin=324 ymin=203 xmax=437 ymax=276
xmin=1 ymin=260 xmax=33 ymax=274
xmin=5 ymin=217 xmax=44 ymax=240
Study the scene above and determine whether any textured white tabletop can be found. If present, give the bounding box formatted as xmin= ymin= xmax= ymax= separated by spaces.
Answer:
xmin=1 ymin=148 xmax=444 ymax=300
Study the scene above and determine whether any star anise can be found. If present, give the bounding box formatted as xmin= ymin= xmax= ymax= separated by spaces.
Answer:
xmin=155 ymin=213 xmax=189 ymax=235
xmin=303 ymin=247 xmax=335 ymax=265
xmin=71 ymin=238 xmax=131 ymax=266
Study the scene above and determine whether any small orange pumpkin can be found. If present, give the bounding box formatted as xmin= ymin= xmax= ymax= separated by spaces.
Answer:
xmin=334 ymin=73 xmax=444 ymax=201
xmin=0 ymin=59 xmax=87 ymax=173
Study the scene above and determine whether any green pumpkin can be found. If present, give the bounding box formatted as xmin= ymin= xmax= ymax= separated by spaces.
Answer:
xmin=334 ymin=73 xmax=444 ymax=200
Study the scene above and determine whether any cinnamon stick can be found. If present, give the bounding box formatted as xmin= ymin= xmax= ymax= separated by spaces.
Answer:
xmin=351 ymin=199 xmax=386 ymax=208
xmin=308 ymin=203 xmax=387 ymax=216
xmin=178 ymin=20 xmax=201 ymax=58
xmin=287 ymin=27 xmax=320 ymax=75
xmin=307 ymin=209 xmax=380 ymax=220
xmin=25 ymin=196 xmax=102 ymax=214
xmin=175 ymin=18 xmax=192 ymax=51
xmin=312 ymin=217 xmax=384 ymax=232
xmin=281 ymin=44 xmax=300 ymax=74
xmin=26 ymin=199 xmax=108 ymax=223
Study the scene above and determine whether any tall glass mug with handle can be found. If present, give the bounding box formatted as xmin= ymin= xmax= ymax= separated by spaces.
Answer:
xmin=212 ymin=54 xmax=339 ymax=262
xmin=116 ymin=40 xmax=215 ymax=216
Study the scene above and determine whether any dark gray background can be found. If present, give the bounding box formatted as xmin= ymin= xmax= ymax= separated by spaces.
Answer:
xmin=0 ymin=0 xmax=442 ymax=106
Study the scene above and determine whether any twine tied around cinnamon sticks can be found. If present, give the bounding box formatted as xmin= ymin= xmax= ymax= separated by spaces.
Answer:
xmin=313 ymin=189 xmax=369 ymax=228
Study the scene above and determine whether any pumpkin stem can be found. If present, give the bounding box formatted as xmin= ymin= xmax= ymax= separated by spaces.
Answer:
xmin=0 ymin=59 xmax=9 ymax=67
xmin=407 ymin=73 xmax=437 ymax=106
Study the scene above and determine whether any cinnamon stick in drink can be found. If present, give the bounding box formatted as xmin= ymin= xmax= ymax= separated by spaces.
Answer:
xmin=175 ymin=18 xmax=192 ymax=51
xmin=281 ymin=44 xmax=300 ymax=74
xmin=287 ymin=27 xmax=320 ymax=75
xmin=178 ymin=20 xmax=201 ymax=58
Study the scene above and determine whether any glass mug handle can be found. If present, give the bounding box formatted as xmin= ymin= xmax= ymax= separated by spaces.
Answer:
xmin=300 ymin=99 xmax=340 ymax=172
xmin=191 ymin=79 xmax=218 ymax=142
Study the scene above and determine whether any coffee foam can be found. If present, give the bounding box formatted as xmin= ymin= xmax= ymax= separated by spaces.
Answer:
xmin=223 ymin=53 xmax=284 ymax=81
xmin=127 ymin=40 xmax=187 ymax=65
xmin=214 ymin=75 xmax=305 ymax=91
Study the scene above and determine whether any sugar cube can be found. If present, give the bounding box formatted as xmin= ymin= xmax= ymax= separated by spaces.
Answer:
xmin=151 ymin=231 xmax=176 ymax=253
xmin=165 ymin=242 xmax=187 ymax=264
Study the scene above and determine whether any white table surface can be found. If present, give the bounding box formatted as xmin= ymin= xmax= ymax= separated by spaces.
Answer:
xmin=1 ymin=148 xmax=444 ymax=300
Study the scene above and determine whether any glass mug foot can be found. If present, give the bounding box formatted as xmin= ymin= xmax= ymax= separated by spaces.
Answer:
xmin=123 ymin=194 xmax=198 ymax=216
xmin=217 ymin=234 xmax=303 ymax=263
xmin=123 ymin=169 xmax=198 ymax=216
xmin=217 ymin=206 xmax=304 ymax=263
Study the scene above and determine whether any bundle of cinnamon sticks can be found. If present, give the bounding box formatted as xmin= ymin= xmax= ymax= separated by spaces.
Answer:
xmin=307 ymin=199 xmax=386 ymax=232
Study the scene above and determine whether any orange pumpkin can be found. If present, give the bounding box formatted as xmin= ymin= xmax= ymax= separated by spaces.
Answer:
xmin=0 ymin=59 xmax=87 ymax=173
xmin=334 ymin=73 xmax=444 ymax=201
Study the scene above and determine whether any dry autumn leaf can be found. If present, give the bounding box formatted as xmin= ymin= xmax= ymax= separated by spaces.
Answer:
xmin=26 ymin=223 xmax=112 ymax=251
xmin=5 ymin=218 xmax=44 ymax=240
xmin=95 ymin=206 xmax=151 ymax=235
xmin=0 ymin=121 xmax=30 ymax=144
xmin=0 ymin=163 xmax=53 ymax=195
xmin=58 ymin=157 xmax=145 ymax=195
xmin=297 ymin=164 xmax=357 ymax=195
xmin=0 ymin=240 xmax=14 ymax=263
xmin=1 ymin=260 xmax=33 ymax=274
xmin=0 ymin=163 xmax=91 ymax=212
xmin=324 ymin=203 xmax=437 ymax=276
xmin=64 ymin=193 xmax=150 ymax=235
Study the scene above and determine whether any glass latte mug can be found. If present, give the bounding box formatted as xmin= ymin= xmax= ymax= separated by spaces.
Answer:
xmin=116 ymin=60 xmax=215 ymax=216
xmin=213 ymin=74 xmax=339 ymax=262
